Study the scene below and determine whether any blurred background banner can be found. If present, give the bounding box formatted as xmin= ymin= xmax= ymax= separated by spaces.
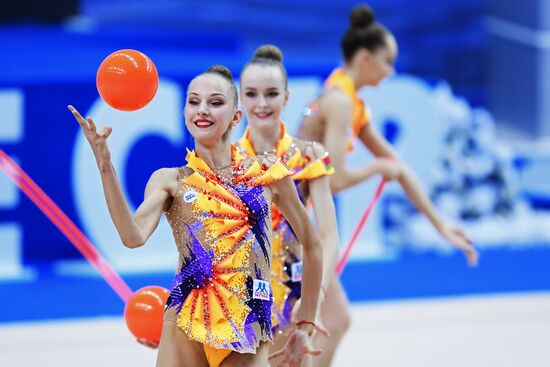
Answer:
xmin=1 ymin=0 xmax=550 ymax=323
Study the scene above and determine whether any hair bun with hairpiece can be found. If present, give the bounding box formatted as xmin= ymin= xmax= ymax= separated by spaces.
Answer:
xmin=206 ymin=65 xmax=233 ymax=81
xmin=253 ymin=45 xmax=283 ymax=63
xmin=350 ymin=4 xmax=375 ymax=28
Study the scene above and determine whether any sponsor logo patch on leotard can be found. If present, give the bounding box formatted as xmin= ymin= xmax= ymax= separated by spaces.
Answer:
xmin=291 ymin=261 xmax=303 ymax=282
xmin=183 ymin=190 xmax=197 ymax=203
xmin=253 ymin=279 xmax=271 ymax=301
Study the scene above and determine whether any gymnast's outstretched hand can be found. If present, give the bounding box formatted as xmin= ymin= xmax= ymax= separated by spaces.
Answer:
xmin=437 ymin=222 xmax=478 ymax=267
xmin=268 ymin=324 xmax=329 ymax=367
xmin=68 ymin=105 xmax=112 ymax=164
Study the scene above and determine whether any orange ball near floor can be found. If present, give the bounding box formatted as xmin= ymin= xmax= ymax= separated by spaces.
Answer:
xmin=124 ymin=286 xmax=170 ymax=344
xmin=96 ymin=49 xmax=159 ymax=111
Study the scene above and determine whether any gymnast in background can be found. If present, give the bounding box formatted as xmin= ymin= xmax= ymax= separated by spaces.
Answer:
xmin=297 ymin=5 xmax=479 ymax=366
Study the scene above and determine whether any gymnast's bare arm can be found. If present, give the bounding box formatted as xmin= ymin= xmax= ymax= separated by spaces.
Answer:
xmin=319 ymin=91 xmax=401 ymax=193
xmin=358 ymin=116 xmax=478 ymax=266
xmin=68 ymin=105 xmax=176 ymax=249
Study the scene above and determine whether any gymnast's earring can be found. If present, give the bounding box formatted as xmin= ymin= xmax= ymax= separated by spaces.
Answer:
xmin=232 ymin=110 xmax=243 ymax=127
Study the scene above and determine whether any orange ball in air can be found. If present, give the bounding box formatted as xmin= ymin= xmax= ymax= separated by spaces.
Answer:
xmin=124 ymin=286 xmax=170 ymax=344
xmin=96 ymin=49 xmax=159 ymax=111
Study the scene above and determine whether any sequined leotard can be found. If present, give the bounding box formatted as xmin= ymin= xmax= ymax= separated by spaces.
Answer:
xmin=164 ymin=146 xmax=291 ymax=354
xmin=237 ymin=123 xmax=334 ymax=333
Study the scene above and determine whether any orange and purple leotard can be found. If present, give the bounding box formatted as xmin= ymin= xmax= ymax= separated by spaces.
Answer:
xmin=237 ymin=123 xmax=334 ymax=334
xmin=164 ymin=146 xmax=291 ymax=357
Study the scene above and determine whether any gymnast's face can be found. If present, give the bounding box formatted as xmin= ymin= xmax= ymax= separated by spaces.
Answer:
xmin=184 ymin=74 xmax=241 ymax=145
xmin=361 ymin=33 xmax=397 ymax=86
xmin=240 ymin=64 xmax=289 ymax=131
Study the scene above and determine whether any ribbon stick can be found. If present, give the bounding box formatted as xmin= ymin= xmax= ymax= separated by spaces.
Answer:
xmin=335 ymin=179 xmax=386 ymax=275
xmin=0 ymin=149 xmax=133 ymax=302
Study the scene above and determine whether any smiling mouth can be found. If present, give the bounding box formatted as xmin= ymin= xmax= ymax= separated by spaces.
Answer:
xmin=194 ymin=119 xmax=214 ymax=128
xmin=254 ymin=112 xmax=273 ymax=119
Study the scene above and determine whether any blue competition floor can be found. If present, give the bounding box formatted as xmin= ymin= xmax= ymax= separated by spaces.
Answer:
xmin=2 ymin=247 xmax=549 ymax=323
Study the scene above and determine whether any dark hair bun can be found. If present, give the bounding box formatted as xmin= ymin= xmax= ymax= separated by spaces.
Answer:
xmin=253 ymin=44 xmax=283 ymax=63
xmin=349 ymin=4 xmax=375 ymax=28
xmin=206 ymin=65 xmax=233 ymax=81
